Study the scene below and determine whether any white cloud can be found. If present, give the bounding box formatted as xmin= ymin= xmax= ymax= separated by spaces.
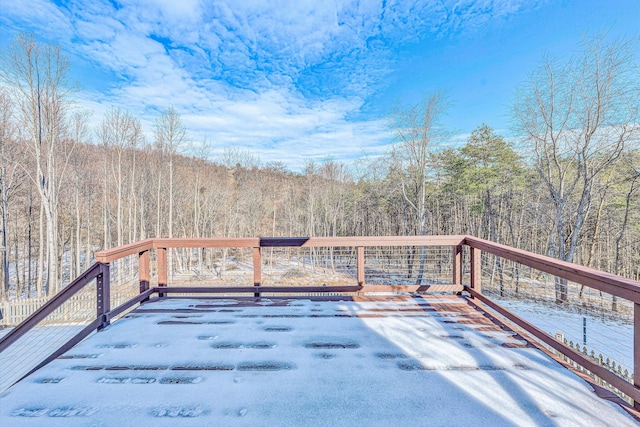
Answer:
xmin=0 ymin=0 xmax=74 ymax=39
xmin=178 ymin=88 xmax=392 ymax=170
xmin=0 ymin=0 xmax=544 ymax=170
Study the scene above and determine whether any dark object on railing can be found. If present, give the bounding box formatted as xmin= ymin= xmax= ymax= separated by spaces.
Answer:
xmin=260 ymin=237 xmax=310 ymax=247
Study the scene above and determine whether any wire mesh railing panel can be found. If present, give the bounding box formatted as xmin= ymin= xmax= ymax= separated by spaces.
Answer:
xmin=461 ymin=244 xmax=470 ymax=284
xmin=166 ymin=247 xmax=254 ymax=288
xmin=0 ymin=278 xmax=97 ymax=393
xmin=365 ymin=246 xmax=453 ymax=285
xmin=109 ymin=254 xmax=140 ymax=309
xmin=149 ymin=249 xmax=158 ymax=285
xmin=262 ymin=247 xmax=357 ymax=287
xmin=479 ymin=251 xmax=634 ymax=402
xmin=108 ymin=254 xmax=141 ymax=320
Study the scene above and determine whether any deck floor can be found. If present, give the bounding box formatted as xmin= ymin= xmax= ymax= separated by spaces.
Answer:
xmin=0 ymin=295 xmax=637 ymax=426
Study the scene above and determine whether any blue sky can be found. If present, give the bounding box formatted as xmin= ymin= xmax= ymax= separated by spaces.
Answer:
xmin=1 ymin=0 xmax=639 ymax=170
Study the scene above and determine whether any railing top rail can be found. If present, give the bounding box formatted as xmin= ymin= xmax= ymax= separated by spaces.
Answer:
xmin=94 ymin=235 xmax=467 ymax=262
xmin=152 ymin=237 xmax=261 ymax=250
xmin=464 ymin=236 xmax=640 ymax=303
xmin=94 ymin=239 xmax=155 ymax=263
xmin=0 ymin=262 xmax=104 ymax=353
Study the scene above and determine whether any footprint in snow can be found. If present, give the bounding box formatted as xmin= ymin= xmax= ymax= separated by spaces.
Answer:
xmin=48 ymin=407 xmax=97 ymax=417
xmin=11 ymin=408 xmax=48 ymax=417
xmin=151 ymin=406 xmax=205 ymax=417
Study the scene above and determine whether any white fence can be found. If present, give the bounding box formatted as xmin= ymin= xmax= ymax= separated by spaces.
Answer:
xmin=554 ymin=331 xmax=633 ymax=404
xmin=0 ymin=289 xmax=139 ymax=326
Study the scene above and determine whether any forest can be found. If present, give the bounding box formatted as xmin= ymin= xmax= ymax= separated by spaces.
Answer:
xmin=0 ymin=33 xmax=639 ymax=301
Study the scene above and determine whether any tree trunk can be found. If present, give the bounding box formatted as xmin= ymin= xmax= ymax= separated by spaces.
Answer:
xmin=37 ymin=200 xmax=44 ymax=296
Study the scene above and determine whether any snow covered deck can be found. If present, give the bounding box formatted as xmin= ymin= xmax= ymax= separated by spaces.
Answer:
xmin=1 ymin=295 xmax=637 ymax=426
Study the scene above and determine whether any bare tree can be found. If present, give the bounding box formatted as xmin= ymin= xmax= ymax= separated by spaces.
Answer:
xmin=219 ymin=146 xmax=261 ymax=170
xmin=0 ymin=33 xmax=75 ymax=294
xmin=154 ymin=106 xmax=187 ymax=238
xmin=70 ymin=110 xmax=91 ymax=277
xmin=0 ymin=88 xmax=17 ymax=295
xmin=97 ymin=108 xmax=143 ymax=246
xmin=392 ymin=92 xmax=448 ymax=284
xmin=513 ymin=35 xmax=640 ymax=302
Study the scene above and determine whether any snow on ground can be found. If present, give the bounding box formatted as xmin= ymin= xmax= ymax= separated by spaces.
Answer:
xmin=493 ymin=298 xmax=633 ymax=370
xmin=0 ymin=295 xmax=637 ymax=426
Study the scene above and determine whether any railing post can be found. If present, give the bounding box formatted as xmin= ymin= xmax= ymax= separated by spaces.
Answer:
xmin=139 ymin=250 xmax=150 ymax=302
xmin=253 ymin=247 xmax=261 ymax=297
xmin=157 ymin=247 xmax=167 ymax=298
xmin=357 ymin=246 xmax=365 ymax=287
xmin=470 ymin=247 xmax=481 ymax=294
xmin=97 ymin=263 xmax=111 ymax=331
xmin=452 ymin=245 xmax=462 ymax=286
xmin=635 ymin=303 xmax=640 ymax=410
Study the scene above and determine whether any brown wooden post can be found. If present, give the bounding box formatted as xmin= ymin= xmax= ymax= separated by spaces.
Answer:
xmin=253 ymin=247 xmax=261 ymax=297
xmin=357 ymin=246 xmax=365 ymax=287
xmin=635 ymin=302 xmax=640 ymax=410
xmin=97 ymin=263 xmax=111 ymax=331
xmin=139 ymin=250 xmax=150 ymax=301
xmin=452 ymin=245 xmax=462 ymax=286
xmin=157 ymin=247 xmax=167 ymax=297
xmin=470 ymin=247 xmax=481 ymax=294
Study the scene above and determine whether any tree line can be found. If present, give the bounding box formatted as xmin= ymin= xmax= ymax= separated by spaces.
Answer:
xmin=0 ymin=33 xmax=639 ymax=303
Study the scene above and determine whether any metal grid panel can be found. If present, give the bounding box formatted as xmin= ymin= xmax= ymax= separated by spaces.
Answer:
xmin=0 ymin=278 xmax=97 ymax=393
xmin=166 ymin=247 xmax=254 ymax=289
xmin=479 ymin=251 xmax=634 ymax=403
xmin=262 ymin=246 xmax=356 ymax=287
xmin=108 ymin=254 xmax=141 ymax=320
xmin=365 ymin=246 xmax=453 ymax=285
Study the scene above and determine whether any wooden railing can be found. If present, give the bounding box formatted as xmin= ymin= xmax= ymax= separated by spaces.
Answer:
xmin=1 ymin=235 xmax=639 ymax=409
xmin=93 ymin=235 xmax=471 ymax=296
xmin=464 ymin=236 xmax=640 ymax=408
